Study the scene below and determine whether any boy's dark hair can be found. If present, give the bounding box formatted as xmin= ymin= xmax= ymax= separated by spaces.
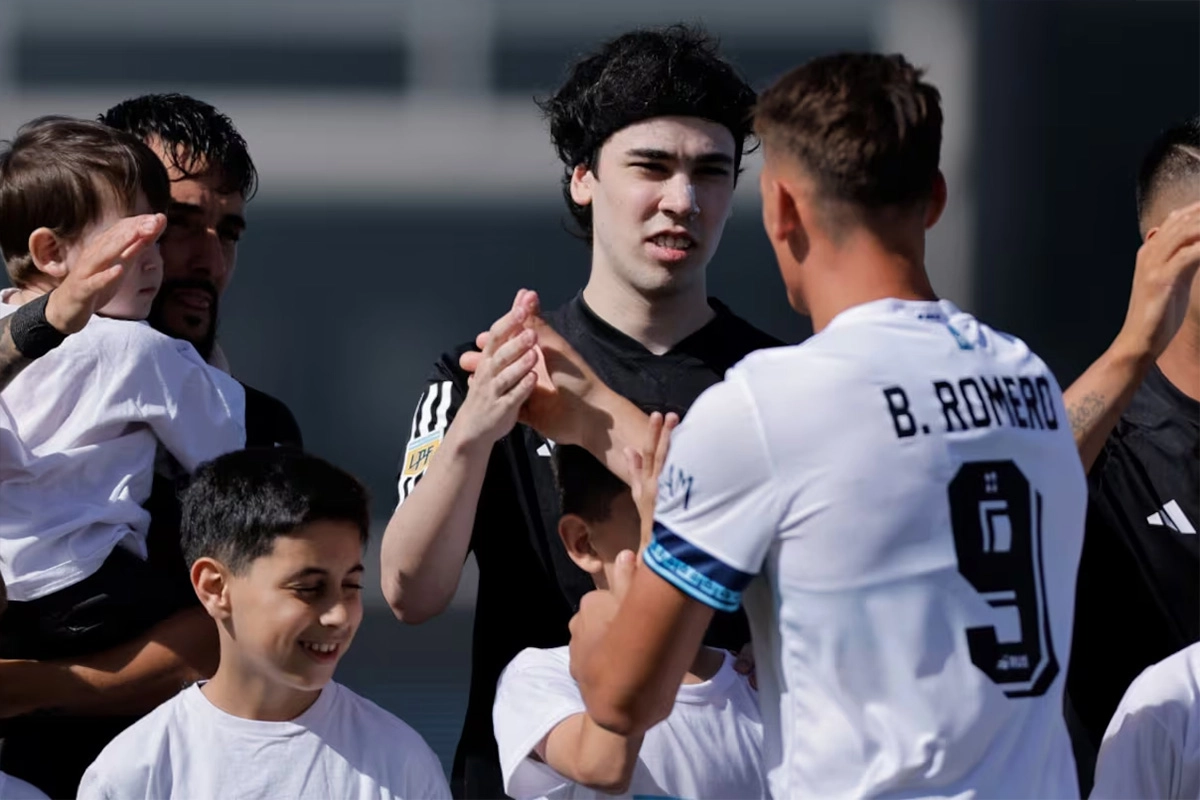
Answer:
xmin=182 ymin=448 xmax=370 ymax=574
xmin=0 ymin=116 xmax=170 ymax=287
xmin=100 ymin=93 xmax=258 ymax=200
xmin=1136 ymin=117 xmax=1200 ymax=230
xmin=538 ymin=25 xmax=757 ymax=239
xmin=755 ymin=53 xmax=943 ymax=230
xmin=552 ymin=444 xmax=629 ymax=524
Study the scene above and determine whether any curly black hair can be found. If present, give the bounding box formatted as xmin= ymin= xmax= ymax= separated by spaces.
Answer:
xmin=537 ymin=25 xmax=756 ymax=238
xmin=100 ymin=93 xmax=258 ymax=200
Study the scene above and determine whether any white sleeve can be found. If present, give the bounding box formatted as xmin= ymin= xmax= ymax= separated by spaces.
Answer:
xmin=493 ymin=648 xmax=586 ymax=799
xmin=398 ymin=736 xmax=452 ymax=800
xmin=1091 ymin=670 xmax=1188 ymax=800
xmin=126 ymin=332 xmax=246 ymax=471
xmin=76 ymin=762 xmax=116 ymax=800
xmin=644 ymin=374 xmax=782 ymax=612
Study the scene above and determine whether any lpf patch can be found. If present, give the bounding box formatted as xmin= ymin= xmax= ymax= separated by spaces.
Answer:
xmin=402 ymin=430 xmax=443 ymax=477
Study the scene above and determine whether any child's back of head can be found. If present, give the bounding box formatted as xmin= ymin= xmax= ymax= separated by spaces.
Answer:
xmin=552 ymin=444 xmax=640 ymax=590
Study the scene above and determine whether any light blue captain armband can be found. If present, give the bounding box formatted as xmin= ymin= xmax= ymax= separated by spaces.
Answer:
xmin=642 ymin=522 xmax=754 ymax=613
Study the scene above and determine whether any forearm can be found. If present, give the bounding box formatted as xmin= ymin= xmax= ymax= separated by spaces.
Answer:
xmin=10 ymin=606 xmax=217 ymax=717
xmin=380 ymin=425 xmax=490 ymax=623
xmin=577 ymin=567 xmax=711 ymax=737
xmin=540 ymin=712 xmax=645 ymax=794
xmin=1065 ymin=341 xmax=1156 ymax=472
xmin=578 ymin=387 xmax=651 ymax=486
xmin=0 ymin=313 xmax=34 ymax=390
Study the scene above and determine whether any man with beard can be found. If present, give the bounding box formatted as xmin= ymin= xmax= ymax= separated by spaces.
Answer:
xmin=0 ymin=95 xmax=302 ymax=796
xmin=102 ymin=93 xmax=302 ymax=451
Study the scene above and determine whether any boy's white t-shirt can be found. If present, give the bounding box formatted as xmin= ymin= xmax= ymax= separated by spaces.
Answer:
xmin=0 ymin=770 xmax=50 ymax=799
xmin=78 ymin=681 xmax=450 ymax=800
xmin=1091 ymin=642 xmax=1200 ymax=800
xmin=493 ymin=646 xmax=767 ymax=800
xmin=0 ymin=292 xmax=245 ymax=601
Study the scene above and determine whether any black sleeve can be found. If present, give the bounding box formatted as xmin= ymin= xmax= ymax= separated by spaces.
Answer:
xmin=241 ymin=383 xmax=304 ymax=449
xmin=394 ymin=347 xmax=470 ymax=505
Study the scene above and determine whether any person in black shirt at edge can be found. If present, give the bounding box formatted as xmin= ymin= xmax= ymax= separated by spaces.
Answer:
xmin=0 ymin=95 xmax=303 ymax=798
xmin=1061 ymin=118 xmax=1200 ymax=794
xmin=380 ymin=26 xmax=781 ymax=799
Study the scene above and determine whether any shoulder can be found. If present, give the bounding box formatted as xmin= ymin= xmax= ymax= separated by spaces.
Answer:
xmin=84 ymin=689 xmax=188 ymax=779
xmin=329 ymin=683 xmax=437 ymax=751
xmin=240 ymin=382 xmax=303 ymax=448
xmin=709 ymin=298 xmax=785 ymax=350
xmin=499 ymin=646 xmax=571 ymax=682
xmin=1114 ymin=643 xmax=1200 ymax=721
xmin=431 ymin=342 xmax=474 ymax=386
xmin=0 ymin=772 xmax=49 ymax=800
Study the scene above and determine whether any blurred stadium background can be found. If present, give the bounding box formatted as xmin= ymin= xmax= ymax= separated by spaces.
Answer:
xmin=0 ymin=0 xmax=1196 ymax=773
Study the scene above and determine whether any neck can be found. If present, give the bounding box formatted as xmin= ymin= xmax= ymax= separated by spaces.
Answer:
xmin=1157 ymin=317 xmax=1200 ymax=401
xmin=202 ymin=646 xmax=321 ymax=722
xmin=681 ymin=646 xmax=725 ymax=684
xmin=803 ymin=231 xmax=936 ymax=332
xmin=582 ymin=263 xmax=715 ymax=355
xmin=7 ymin=286 xmax=49 ymax=306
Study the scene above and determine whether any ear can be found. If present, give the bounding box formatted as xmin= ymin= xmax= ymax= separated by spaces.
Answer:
xmin=925 ymin=171 xmax=948 ymax=229
xmin=27 ymin=228 xmax=68 ymax=280
xmin=557 ymin=514 xmax=603 ymax=576
xmin=191 ymin=557 xmax=233 ymax=621
xmin=569 ymin=163 xmax=595 ymax=208
xmin=761 ymin=171 xmax=800 ymax=244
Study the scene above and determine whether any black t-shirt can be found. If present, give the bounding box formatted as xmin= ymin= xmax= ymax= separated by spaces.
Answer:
xmin=1067 ymin=366 xmax=1199 ymax=763
xmin=398 ymin=294 xmax=782 ymax=799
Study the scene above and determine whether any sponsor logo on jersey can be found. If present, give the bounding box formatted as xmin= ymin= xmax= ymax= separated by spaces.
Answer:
xmin=1147 ymin=499 xmax=1196 ymax=534
xmin=402 ymin=430 xmax=443 ymax=477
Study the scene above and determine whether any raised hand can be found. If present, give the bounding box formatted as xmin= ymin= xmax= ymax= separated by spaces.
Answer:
xmin=453 ymin=290 xmax=540 ymax=448
xmin=43 ymin=214 xmax=165 ymax=335
xmin=623 ymin=411 xmax=680 ymax=554
xmin=1116 ymin=200 xmax=1200 ymax=358
xmin=569 ymin=548 xmax=636 ymax=685
xmin=461 ymin=290 xmax=610 ymax=448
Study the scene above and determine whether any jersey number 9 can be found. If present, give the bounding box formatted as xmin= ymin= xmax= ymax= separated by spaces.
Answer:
xmin=949 ymin=460 xmax=1059 ymax=698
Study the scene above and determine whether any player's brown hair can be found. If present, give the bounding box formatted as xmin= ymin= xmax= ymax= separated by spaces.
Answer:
xmin=754 ymin=53 xmax=943 ymax=229
xmin=0 ymin=116 xmax=170 ymax=287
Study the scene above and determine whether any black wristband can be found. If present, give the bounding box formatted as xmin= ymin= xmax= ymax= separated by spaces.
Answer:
xmin=10 ymin=293 xmax=68 ymax=359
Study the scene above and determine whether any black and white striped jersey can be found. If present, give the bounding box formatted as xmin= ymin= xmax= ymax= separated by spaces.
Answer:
xmin=395 ymin=292 xmax=781 ymax=797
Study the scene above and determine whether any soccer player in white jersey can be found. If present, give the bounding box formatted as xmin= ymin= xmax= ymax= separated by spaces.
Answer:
xmin=491 ymin=53 xmax=1089 ymax=798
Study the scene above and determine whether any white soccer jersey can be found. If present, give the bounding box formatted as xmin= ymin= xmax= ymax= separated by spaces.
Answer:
xmin=1091 ymin=642 xmax=1200 ymax=800
xmin=644 ymin=298 xmax=1087 ymax=799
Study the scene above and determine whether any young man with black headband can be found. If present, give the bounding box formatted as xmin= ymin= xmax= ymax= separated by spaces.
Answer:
xmin=379 ymin=26 xmax=779 ymax=798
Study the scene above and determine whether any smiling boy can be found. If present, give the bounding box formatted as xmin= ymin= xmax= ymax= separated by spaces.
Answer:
xmin=79 ymin=448 xmax=450 ymax=800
